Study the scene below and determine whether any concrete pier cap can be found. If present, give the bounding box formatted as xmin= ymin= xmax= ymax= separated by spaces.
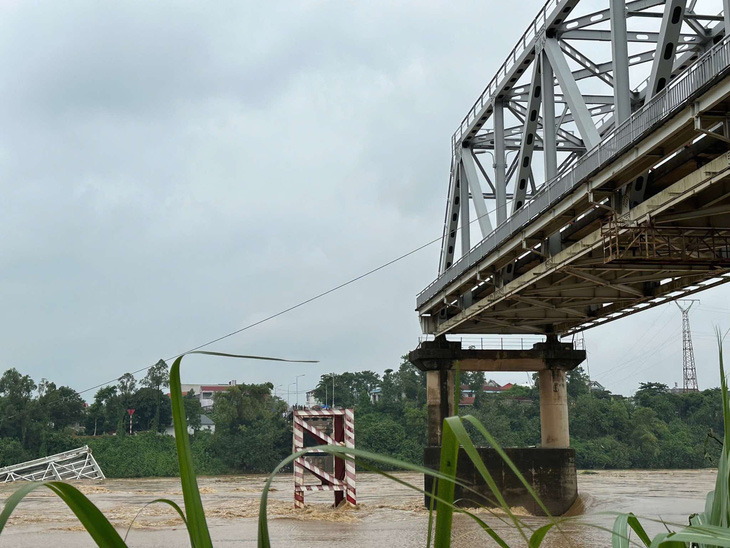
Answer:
xmin=408 ymin=335 xmax=586 ymax=515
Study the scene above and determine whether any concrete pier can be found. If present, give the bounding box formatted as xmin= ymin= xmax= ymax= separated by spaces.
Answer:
xmin=423 ymin=447 xmax=577 ymax=516
xmin=426 ymin=369 xmax=454 ymax=446
xmin=409 ymin=336 xmax=585 ymax=515
xmin=539 ymin=368 xmax=570 ymax=448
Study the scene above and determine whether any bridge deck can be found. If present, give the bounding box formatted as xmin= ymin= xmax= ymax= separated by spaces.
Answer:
xmin=418 ymin=36 xmax=730 ymax=336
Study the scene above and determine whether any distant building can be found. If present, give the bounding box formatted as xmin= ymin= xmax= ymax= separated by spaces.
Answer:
xmin=370 ymin=387 xmax=382 ymax=404
xmin=179 ymin=380 xmax=238 ymax=410
xmin=306 ymin=390 xmax=321 ymax=408
xmin=459 ymin=380 xmax=517 ymax=406
xmin=164 ymin=414 xmax=215 ymax=437
xmin=589 ymin=380 xmax=607 ymax=392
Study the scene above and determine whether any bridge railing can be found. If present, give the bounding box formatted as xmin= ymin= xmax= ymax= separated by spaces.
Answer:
xmin=417 ymin=335 xmax=583 ymax=350
xmin=420 ymin=34 xmax=730 ymax=309
xmin=451 ymin=0 xmax=559 ymax=149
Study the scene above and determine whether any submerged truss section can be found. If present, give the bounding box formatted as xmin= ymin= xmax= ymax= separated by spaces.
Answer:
xmin=421 ymin=0 xmax=730 ymax=336
xmin=0 ymin=446 xmax=105 ymax=483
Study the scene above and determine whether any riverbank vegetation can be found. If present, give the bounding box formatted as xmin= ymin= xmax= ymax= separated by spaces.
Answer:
xmin=0 ymin=356 xmax=723 ymax=475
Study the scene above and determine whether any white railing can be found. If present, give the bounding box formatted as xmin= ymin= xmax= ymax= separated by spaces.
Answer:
xmin=419 ymin=34 xmax=730 ymax=309
xmin=417 ymin=334 xmax=583 ymax=350
xmin=451 ymin=0 xmax=559 ymax=148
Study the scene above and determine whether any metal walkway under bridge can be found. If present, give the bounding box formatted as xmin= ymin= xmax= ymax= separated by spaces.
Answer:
xmin=418 ymin=0 xmax=730 ymax=337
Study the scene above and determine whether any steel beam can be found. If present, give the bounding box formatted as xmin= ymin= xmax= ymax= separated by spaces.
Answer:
xmin=459 ymin=163 xmax=470 ymax=255
xmin=647 ymin=0 xmax=688 ymax=99
xmin=543 ymin=38 xmax=600 ymax=149
xmin=541 ymin=51 xmax=557 ymax=182
xmin=438 ymin=160 xmax=460 ymax=273
xmin=557 ymin=0 xmax=665 ymax=32
xmin=460 ymin=149 xmax=493 ymax=237
xmin=507 ymin=102 xmax=586 ymax=148
xmin=512 ymin=61 xmax=542 ymax=213
xmin=560 ymin=41 xmax=613 ymax=87
xmin=611 ymin=0 xmax=632 ymax=124
xmin=560 ymin=29 xmax=700 ymax=44
xmin=494 ymin=100 xmax=508 ymax=225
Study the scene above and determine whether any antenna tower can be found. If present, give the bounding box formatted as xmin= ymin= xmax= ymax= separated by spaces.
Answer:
xmin=675 ymin=300 xmax=699 ymax=392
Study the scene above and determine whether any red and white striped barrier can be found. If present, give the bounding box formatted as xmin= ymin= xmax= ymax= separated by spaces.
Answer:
xmin=293 ymin=408 xmax=356 ymax=509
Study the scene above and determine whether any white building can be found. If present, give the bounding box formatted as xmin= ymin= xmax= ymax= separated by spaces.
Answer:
xmin=306 ymin=390 xmax=321 ymax=408
xmin=179 ymin=380 xmax=237 ymax=410
xmin=165 ymin=414 xmax=215 ymax=437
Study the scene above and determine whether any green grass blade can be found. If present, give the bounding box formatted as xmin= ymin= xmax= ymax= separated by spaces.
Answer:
xmin=427 ymin=475 xmax=437 ymax=548
xmin=647 ymin=523 xmax=730 ymax=547
xmin=172 ymin=350 xmax=316 ymax=548
xmin=170 ymin=355 xmax=213 ymax=548
xmin=0 ymin=481 xmax=127 ymax=547
xmin=529 ymin=523 xmax=557 ymax=548
xmin=186 ymin=350 xmax=318 ymax=363
xmin=457 ymin=510 xmax=512 ymax=548
xmin=434 ymin=418 xmax=459 ymax=548
xmin=123 ymin=498 xmax=188 ymax=543
xmin=461 ymin=414 xmax=553 ymax=519
xmin=709 ymin=329 xmax=730 ymax=529
xmin=647 ymin=534 xmax=685 ymax=548
xmin=612 ymin=513 xmax=651 ymax=548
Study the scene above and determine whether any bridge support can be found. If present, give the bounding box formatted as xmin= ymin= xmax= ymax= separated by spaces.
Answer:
xmin=539 ymin=368 xmax=569 ymax=448
xmin=409 ymin=336 xmax=585 ymax=515
xmin=426 ymin=369 xmax=454 ymax=446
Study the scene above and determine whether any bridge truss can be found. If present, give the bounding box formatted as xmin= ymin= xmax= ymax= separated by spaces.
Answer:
xmin=418 ymin=0 xmax=730 ymax=336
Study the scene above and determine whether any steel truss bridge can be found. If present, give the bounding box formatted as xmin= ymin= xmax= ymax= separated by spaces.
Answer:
xmin=417 ymin=0 xmax=730 ymax=336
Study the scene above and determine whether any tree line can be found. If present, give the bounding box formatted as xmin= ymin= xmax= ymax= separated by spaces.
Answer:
xmin=0 ymin=358 xmax=723 ymax=476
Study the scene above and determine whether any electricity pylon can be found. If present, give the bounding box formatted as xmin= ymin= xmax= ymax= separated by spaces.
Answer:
xmin=676 ymin=300 xmax=699 ymax=392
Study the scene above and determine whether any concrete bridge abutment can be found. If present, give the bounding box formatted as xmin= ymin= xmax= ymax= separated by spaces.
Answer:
xmin=408 ymin=336 xmax=585 ymax=515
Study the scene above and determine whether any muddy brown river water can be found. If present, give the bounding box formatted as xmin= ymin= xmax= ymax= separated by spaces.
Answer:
xmin=0 ymin=469 xmax=716 ymax=547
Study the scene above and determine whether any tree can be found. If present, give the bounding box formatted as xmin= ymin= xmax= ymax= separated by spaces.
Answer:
xmin=211 ymin=383 xmax=289 ymax=472
xmin=142 ymin=360 xmax=169 ymax=431
xmin=40 ymin=384 xmax=85 ymax=430
xmin=567 ymin=367 xmax=591 ymax=400
xmin=184 ymin=390 xmax=203 ymax=431
xmin=312 ymin=372 xmax=381 ymax=408
xmin=131 ymin=387 xmax=172 ymax=432
xmin=118 ymin=373 xmax=137 ymax=398
xmin=0 ymin=368 xmax=37 ymax=444
xmin=85 ymin=385 xmax=121 ymax=436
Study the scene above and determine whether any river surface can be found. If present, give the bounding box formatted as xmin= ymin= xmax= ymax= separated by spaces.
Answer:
xmin=0 ymin=469 xmax=717 ymax=547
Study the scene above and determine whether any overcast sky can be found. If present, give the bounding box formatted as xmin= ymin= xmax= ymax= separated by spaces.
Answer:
xmin=1 ymin=1 xmax=728 ymax=402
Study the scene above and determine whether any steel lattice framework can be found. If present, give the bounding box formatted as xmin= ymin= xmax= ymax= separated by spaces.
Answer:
xmin=0 ymin=446 xmax=105 ymax=483
xmin=676 ymin=299 xmax=700 ymax=390
xmin=418 ymin=0 xmax=730 ymax=337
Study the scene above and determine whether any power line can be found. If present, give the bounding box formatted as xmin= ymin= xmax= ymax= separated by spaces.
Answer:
xmin=1 ymin=201 xmax=505 ymax=422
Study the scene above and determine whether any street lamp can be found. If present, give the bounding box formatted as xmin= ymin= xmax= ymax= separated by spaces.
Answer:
xmin=287 ymin=383 xmax=296 ymax=407
xmin=330 ymin=372 xmax=335 ymax=408
xmin=295 ymin=374 xmax=305 ymax=408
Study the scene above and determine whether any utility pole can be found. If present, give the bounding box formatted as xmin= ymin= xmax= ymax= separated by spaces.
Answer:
xmin=676 ymin=300 xmax=699 ymax=392
xmin=332 ymin=372 xmax=335 ymax=408
xmin=295 ymin=374 xmax=305 ymax=408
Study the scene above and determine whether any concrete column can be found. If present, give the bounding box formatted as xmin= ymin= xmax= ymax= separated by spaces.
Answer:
xmin=538 ymin=368 xmax=569 ymax=448
xmin=426 ymin=369 xmax=455 ymax=446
